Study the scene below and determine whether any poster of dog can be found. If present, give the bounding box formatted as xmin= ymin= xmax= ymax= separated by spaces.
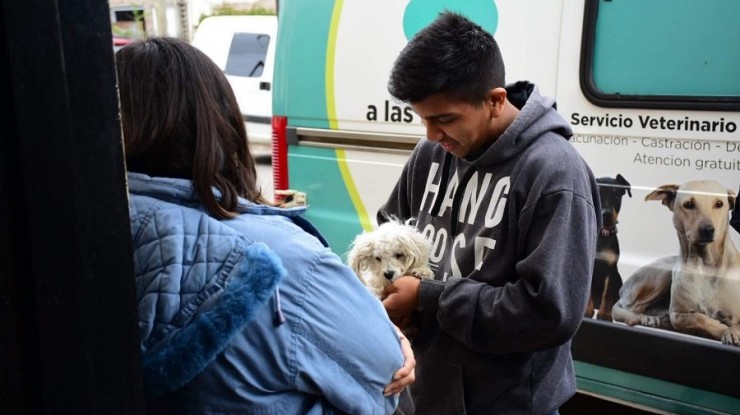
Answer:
xmin=588 ymin=175 xmax=740 ymax=347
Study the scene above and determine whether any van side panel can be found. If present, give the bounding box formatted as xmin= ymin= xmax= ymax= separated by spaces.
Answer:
xmin=288 ymin=146 xmax=362 ymax=256
xmin=274 ymin=1 xmax=740 ymax=412
xmin=557 ymin=0 xmax=740 ymax=281
xmin=273 ymin=1 xmax=333 ymax=129
xmin=576 ymin=362 xmax=740 ymax=414
xmin=274 ymin=1 xmax=373 ymax=254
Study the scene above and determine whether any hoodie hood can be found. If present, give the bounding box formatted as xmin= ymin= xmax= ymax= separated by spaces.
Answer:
xmin=427 ymin=82 xmax=575 ymax=234
xmin=473 ymin=81 xmax=573 ymax=166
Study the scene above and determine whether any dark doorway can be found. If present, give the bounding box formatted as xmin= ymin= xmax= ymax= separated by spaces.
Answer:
xmin=0 ymin=0 xmax=143 ymax=413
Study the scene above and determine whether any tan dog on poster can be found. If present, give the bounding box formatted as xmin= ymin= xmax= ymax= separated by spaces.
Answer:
xmin=612 ymin=180 xmax=740 ymax=346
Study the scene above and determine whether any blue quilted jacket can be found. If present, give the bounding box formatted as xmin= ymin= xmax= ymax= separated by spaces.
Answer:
xmin=128 ymin=172 xmax=403 ymax=414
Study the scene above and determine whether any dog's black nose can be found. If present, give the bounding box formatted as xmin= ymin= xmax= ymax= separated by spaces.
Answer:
xmin=384 ymin=271 xmax=395 ymax=280
xmin=698 ymin=223 xmax=715 ymax=242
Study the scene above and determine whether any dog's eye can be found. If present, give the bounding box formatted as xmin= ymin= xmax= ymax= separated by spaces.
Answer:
xmin=394 ymin=253 xmax=405 ymax=260
xmin=683 ymin=200 xmax=695 ymax=210
xmin=714 ymin=200 xmax=724 ymax=209
xmin=374 ymin=256 xmax=382 ymax=262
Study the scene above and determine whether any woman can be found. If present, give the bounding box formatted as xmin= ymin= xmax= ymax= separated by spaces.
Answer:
xmin=116 ymin=37 xmax=413 ymax=414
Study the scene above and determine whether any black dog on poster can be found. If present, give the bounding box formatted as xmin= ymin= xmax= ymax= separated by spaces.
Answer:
xmin=585 ymin=174 xmax=632 ymax=321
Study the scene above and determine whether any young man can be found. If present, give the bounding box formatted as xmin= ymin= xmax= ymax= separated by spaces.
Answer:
xmin=379 ymin=12 xmax=601 ymax=415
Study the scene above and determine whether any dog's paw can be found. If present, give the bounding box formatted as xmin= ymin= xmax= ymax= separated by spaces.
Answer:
xmin=641 ymin=314 xmax=669 ymax=328
xmin=720 ymin=327 xmax=740 ymax=346
xmin=596 ymin=312 xmax=613 ymax=322
xmin=411 ymin=267 xmax=434 ymax=280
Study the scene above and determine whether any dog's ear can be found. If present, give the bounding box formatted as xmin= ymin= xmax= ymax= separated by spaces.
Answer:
xmin=616 ymin=174 xmax=632 ymax=197
xmin=728 ymin=188 xmax=737 ymax=211
xmin=347 ymin=235 xmax=373 ymax=279
xmin=401 ymin=228 xmax=432 ymax=271
xmin=645 ymin=184 xmax=679 ymax=209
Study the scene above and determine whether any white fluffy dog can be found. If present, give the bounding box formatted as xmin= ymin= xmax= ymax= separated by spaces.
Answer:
xmin=347 ymin=219 xmax=434 ymax=298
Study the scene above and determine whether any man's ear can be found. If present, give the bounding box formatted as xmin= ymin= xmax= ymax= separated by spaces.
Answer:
xmin=487 ymin=87 xmax=507 ymax=117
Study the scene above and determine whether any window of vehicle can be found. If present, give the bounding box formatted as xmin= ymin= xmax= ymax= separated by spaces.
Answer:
xmin=580 ymin=0 xmax=740 ymax=110
xmin=224 ymin=32 xmax=271 ymax=78
xmin=110 ymin=7 xmax=145 ymax=39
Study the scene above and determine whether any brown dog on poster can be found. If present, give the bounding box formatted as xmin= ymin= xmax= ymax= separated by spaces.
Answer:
xmin=612 ymin=180 xmax=740 ymax=346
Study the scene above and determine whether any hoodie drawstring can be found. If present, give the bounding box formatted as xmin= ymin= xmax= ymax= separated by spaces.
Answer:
xmin=273 ymin=287 xmax=286 ymax=325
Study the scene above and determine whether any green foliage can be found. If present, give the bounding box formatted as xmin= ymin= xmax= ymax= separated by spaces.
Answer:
xmin=198 ymin=3 xmax=275 ymax=25
xmin=112 ymin=26 xmax=138 ymax=38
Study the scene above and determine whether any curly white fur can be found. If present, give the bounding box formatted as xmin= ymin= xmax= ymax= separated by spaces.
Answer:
xmin=347 ymin=219 xmax=434 ymax=298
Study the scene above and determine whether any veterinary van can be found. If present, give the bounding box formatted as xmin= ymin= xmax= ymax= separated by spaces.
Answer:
xmin=272 ymin=0 xmax=740 ymax=413
xmin=192 ymin=15 xmax=276 ymax=145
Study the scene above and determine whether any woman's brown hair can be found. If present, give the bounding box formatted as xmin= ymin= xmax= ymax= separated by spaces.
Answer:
xmin=115 ymin=37 xmax=269 ymax=218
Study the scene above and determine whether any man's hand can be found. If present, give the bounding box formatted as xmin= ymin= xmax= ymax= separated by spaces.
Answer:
xmin=382 ymin=276 xmax=421 ymax=329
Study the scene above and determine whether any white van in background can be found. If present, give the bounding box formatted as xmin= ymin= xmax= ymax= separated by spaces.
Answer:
xmin=192 ymin=15 xmax=277 ymax=146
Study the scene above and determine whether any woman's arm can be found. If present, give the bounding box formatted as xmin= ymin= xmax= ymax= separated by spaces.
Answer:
xmin=293 ymin=249 xmax=406 ymax=415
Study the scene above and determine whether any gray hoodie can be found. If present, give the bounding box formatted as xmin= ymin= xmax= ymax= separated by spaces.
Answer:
xmin=379 ymin=82 xmax=601 ymax=415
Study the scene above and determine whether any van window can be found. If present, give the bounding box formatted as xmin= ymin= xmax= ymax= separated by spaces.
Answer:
xmin=581 ymin=0 xmax=740 ymax=109
xmin=224 ymin=32 xmax=270 ymax=78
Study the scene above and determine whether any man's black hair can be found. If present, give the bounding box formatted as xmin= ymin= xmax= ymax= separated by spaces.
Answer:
xmin=388 ymin=11 xmax=505 ymax=104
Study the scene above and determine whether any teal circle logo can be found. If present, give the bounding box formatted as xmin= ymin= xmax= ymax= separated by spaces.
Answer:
xmin=403 ymin=0 xmax=499 ymax=41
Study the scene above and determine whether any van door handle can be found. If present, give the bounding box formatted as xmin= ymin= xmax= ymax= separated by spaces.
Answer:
xmin=260 ymin=82 xmax=271 ymax=91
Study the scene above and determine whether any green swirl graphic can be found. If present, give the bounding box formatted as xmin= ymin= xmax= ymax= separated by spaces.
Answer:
xmin=403 ymin=0 xmax=499 ymax=40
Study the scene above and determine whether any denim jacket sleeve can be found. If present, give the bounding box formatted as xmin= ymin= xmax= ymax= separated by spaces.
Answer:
xmin=290 ymin=248 xmax=404 ymax=415
xmin=214 ymin=213 xmax=405 ymax=414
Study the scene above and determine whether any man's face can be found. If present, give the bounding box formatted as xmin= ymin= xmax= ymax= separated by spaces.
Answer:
xmin=411 ymin=91 xmax=502 ymax=158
